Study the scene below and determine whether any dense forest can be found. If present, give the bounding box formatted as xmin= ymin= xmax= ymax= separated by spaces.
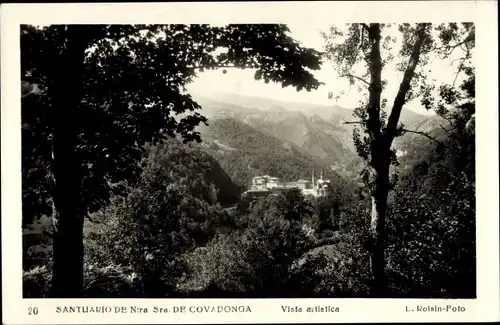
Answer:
xmin=24 ymin=137 xmax=358 ymax=297
xmin=22 ymin=23 xmax=476 ymax=299
xmin=24 ymin=120 xmax=475 ymax=297
xmin=197 ymin=117 xmax=353 ymax=189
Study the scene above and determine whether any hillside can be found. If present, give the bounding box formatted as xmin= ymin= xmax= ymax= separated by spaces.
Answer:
xmin=197 ymin=92 xmax=353 ymax=119
xmin=394 ymin=115 xmax=452 ymax=169
xmin=196 ymin=117 xmax=356 ymax=193
xmin=194 ymin=92 xmax=434 ymax=178
xmin=195 ymin=94 xmax=361 ymax=177
xmin=148 ymin=139 xmax=243 ymax=206
xmin=23 ymin=138 xmax=242 ymax=271
xmin=196 ymin=92 xmax=428 ymax=125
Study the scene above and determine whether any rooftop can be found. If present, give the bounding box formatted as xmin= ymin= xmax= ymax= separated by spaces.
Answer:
xmin=296 ymin=179 xmax=311 ymax=184
xmin=246 ymin=188 xmax=270 ymax=192
xmin=271 ymin=186 xmax=291 ymax=191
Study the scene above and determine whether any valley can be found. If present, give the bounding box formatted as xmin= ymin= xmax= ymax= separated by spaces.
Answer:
xmin=193 ymin=92 xmax=444 ymax=182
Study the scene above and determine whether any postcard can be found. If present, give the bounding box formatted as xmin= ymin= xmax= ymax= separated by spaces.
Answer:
xmin=1 ymin=1 xmax=499 ymax=324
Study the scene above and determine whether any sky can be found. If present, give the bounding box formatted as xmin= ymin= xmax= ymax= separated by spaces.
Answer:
xmin=187 ymin=22 xmax=469 ymax=115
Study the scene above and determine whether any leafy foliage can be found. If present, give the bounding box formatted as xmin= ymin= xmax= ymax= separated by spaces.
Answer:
xmin=86 ymin=139 xmax=237 ymax=296
xmin=322 ymin=22 xmax=475 ymax=296
xmin=23 ymin=263 xmax=142 ymax=298
xmin=385 ymin=57 xmax=475 ymax=298
xmin=182 ymin=190 xmax=333 ymax=296
xmin=386 ymin=125 xmax=475 ymax=297
xmin=22 ymin=23 xmax=476 ymax=300
xmin=323 ymin=22 xmax=474 ymax=186
xmin=24 ymin=124 xmax=476 ymax=298
xmin=23 ymin=266 xmax=52 ymax=298
xmin=21 ymin=24 xmax=322 ymax=225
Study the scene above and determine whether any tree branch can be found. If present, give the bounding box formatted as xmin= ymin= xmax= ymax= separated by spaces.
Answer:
xmin=440 ymin=113 xmax=457 ymax=130
xmin=448 ymin=57 xmax=464 ymax=66
xmin=385 ymin=23 xmax=429 ymax=143
xmin=366 ymin=23 xmax=383 ymax=141
xmin=452 ymin=44 xmax=471 ymax=87
xmin=343 ymin=121 xmax=364 ymax=125
xmin=359 ymin=24 xmax=367 ymax=53
xmin=439 ymin=124 xmax=450 ymax=133
xmin=340 ymin=73 xmax=370 ymax=86
xmin=190 ymin=64 xmax=240 ymax=71
xmin=401 ymin=128 xmax=443 ymax=145
xmin=433 ymin=34 xmax=474 ymax=57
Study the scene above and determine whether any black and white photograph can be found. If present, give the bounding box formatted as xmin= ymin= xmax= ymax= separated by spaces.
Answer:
xmin=20 ymin=20 xmax=478 ymax=299
xmin=2 ymin=1 xmax=498 ymax=323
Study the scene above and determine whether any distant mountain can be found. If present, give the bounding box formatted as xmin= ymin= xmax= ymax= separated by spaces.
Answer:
xmin=195 ymin=92 xmax=352 ymax=120
xmin=196 ymin=117 xmax=354 ymax=192
xmin=193 ymin=92 xmax=441 ymax=179
xmin=195 ymin=94 xmax=359 ymax=172
xmin=196 ymin=92 xmax=428 ymax=125
xmin=238 ymin=111 xmax=357 ymax=166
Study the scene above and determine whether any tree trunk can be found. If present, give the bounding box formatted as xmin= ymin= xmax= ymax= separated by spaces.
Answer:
xmin=49 ymin=26 xmax=88 ymax=298
xmin=364 ymin=23 xmax=390 ymax=297
xmin=367 ymin=24 xmax=428 ymax=297
xmin=369 ymin=155 xmax=390 ymax=297
xmin=362 ymin=23 xmax=428 ymax=298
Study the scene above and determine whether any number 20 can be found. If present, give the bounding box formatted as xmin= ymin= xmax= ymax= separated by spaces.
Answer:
xmin=28 ymin=307 xmax=38 ymax=315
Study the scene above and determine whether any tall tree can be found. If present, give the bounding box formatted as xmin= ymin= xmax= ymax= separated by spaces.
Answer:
xmin=21 ymin=24 xmax=322 ymax=297
xmin=322 ymin=23 xmax=474 ymax=296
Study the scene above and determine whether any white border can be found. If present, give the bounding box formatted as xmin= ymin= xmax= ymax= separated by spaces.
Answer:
xmin=1 ymin=1 xmax=499 ymax=324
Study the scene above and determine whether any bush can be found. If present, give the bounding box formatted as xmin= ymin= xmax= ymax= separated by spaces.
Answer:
xmin=83 ymin=263 xmax=142 ymax=297
xmin=23 ymin=265 xmax=52 ymax=298
xmin=180 ymin=190 xmax=371 ymax=298
xmin=23 ymin=263 xmax=142 ymax=298
xmin=179 ymin=232 xmax=254 ymax=296
xmin=306 ymin=237 xmax=371 ymax=297
xmin=85 ymin=143 xmax=237 ymax=297
xmin=180 ymin=231 xmax=371 ymax=298
xmin=23 ymin=244 xmax=52 ymax=271
xmin=179 ymin=192 xmax=310 ymax=296
xmin=385 ymin=128 xmax=475 ymax=298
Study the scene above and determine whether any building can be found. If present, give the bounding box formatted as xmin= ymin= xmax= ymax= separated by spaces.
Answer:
xmin=241 ymin=188 xmax=271 ymax=199
xmin=242 ymin=170 xmax=331 ymax=199
xmin=296 ymin=179 xmax=312 ymax=190
xmin=252 ymin=175 xmax=282 ymax=189
xmin=251 ymin=176 xmax=267 ymax=189
xmin=313 ymin=170 xmax=331 ymax=197
xmin=270 ymin=186 xmax=292 ymax=194
xmin=267 ymin=177 xmax=280 ymax=188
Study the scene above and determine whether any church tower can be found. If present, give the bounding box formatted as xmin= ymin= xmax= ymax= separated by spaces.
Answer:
xmin=312 ymin=170 xmax=315 ymax=188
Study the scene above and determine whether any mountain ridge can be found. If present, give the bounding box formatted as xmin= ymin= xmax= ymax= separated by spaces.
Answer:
xmin=193 ymin=92 xmax=445 ymax=180
xmin=194 ymin=91 xmax=431 ymax=124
